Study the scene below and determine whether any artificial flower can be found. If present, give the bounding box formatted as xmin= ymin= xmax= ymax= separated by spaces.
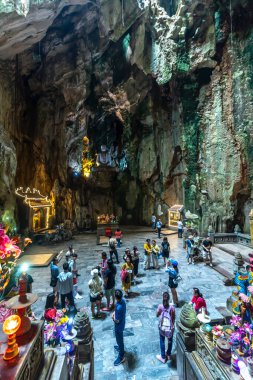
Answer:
xmin=243 ymin=336 xmax=250 ymax=346
xmin=230 ymin=315 xmax=242 ymax=326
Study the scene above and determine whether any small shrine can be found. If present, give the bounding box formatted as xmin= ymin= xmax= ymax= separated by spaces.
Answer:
xmin=96 ymin=214 xmax=119 ymax=244
xmin=15 ymin=187 xmax=54 ymax=232
xmin=168 ymin=205 xmax=184 ymax=229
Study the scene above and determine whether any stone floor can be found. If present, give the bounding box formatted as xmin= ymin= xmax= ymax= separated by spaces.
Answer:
xmin=28 ymin=229 xmax=236 ymax=380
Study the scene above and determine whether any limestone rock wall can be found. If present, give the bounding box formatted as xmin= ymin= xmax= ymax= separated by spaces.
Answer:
xmin=0 ymin=0 xmax=252 ymax=232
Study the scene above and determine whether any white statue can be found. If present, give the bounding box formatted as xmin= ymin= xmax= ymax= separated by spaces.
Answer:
xmin=96 ymin=145 xmax=111 ymax=166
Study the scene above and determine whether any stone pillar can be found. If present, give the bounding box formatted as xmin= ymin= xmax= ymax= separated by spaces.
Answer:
xmin=249 ymin=209 xmax=253 ymax=246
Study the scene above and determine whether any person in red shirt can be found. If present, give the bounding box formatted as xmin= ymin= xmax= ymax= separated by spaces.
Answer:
xmin=190 ymin=288 xmax=207 ymax=314
xmin=115 ymin=228 xmax=122 ymax=248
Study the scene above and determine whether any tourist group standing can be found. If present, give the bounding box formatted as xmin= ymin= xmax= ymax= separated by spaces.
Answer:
xmin=47 ymin=216 xmax=214 ymax=369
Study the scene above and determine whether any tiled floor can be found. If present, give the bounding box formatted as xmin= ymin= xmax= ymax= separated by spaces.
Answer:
xmin=29 ymin=229 xmax=235 ymax=379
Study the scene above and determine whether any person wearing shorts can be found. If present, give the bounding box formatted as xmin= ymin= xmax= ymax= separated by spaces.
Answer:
xmin=88 ymin=269 xmax=103 ymax=318
xmin=166 ymin=259 xmax=179 ymax=307
xmin=161 ymin=237 xmax=170 ymax=266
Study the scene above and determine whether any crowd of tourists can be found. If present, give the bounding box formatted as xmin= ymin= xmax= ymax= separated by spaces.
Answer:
xmin=46 ymin=218 xmax=209 ymax=367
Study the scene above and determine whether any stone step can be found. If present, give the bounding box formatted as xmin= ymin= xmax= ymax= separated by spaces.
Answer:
xmin=210 ymin=247 xmax=235 ymax=279
xmin=215 ymin=243 xmax=252 ymax=264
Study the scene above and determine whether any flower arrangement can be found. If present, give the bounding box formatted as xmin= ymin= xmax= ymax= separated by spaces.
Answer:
xmin=230 ymin=315 xmax=242 ymax=327
xmin=0 ymin=226 xmax=22 ymax=300
xmin=229 ymin=322 xmax=253 ymax=356
xmin=0 ymin=224 xmax=32 ymax=301
xmin=44 ymin=310 xmax=69 ymax=346
xmin=212 ymin=325 xmax=224 ymax=346
xmin=0 ymin=228 xmax=21 ymax=260
xmin=0 ymin=302 xmax=13 ymax=323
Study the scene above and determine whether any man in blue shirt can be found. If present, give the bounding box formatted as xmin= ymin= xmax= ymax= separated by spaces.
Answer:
xmin=112 ymin=289 xmax=126 ymax=366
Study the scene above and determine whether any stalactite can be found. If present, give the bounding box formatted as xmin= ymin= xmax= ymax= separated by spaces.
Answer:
xmin=121 ymin=0 xmax=125 ymax=26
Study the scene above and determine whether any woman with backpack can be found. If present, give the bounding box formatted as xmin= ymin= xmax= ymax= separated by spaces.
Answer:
xmin=166 ymin=259 xmax=179 ymax=307
xmin=156 ymin=292 xmax=175 ymax=363
xmin=120 ymin=256 xmax=134 ymax=297
xmin=161 ymin=237 xmax=170 ymax=266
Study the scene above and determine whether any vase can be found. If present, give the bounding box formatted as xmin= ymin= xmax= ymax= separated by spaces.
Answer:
xmin=231 ymin=353 xmax=240 ymax=374
xmin=216 ymin=338 xmax=231 ymax=365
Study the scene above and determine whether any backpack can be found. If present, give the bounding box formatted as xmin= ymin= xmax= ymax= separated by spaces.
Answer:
xmin=163 ymin=243 xmax=170 ymax=252
xmin=159 ymin=307 xmax=173 ymax=338
xmin=120 ymin=269 xmax=128 ymax=282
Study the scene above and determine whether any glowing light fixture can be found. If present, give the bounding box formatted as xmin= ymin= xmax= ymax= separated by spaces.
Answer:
xmin=21 ymin=263 xmax=28 ymax=273
xmin=15 ymin=187 xmax=52 ymax=209
xmin=3 ymin=315 xmax=21 ymax=360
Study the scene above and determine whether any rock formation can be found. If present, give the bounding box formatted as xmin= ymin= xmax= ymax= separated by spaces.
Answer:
xmin=0 ymin=0 xmax=252 ymax=233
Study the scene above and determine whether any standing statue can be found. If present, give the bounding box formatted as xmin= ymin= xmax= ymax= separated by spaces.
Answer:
xmin=234 ymin=224 xmax=241 ymax=234
xmin=207 ymin=225 xmax=214 ymax=236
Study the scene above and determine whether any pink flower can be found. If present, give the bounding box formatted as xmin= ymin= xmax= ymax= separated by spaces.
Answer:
xmin=230 ymin=315 xmax=242 ymax=326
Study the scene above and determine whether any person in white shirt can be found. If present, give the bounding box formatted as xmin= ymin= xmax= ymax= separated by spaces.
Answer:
xmin=58 ymin=262 xmax=74 ymax=309
xmin=177 ymin=220 xmax=183 ymax=238
xmin=151 ymin=214 xmax=156 ymax=230
xmin=88 ymin=269 xmax=103 ymax=318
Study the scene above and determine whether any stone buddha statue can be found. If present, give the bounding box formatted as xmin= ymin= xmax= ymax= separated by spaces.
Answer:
xmin=96 ymin=145 xmax=111 ymax=166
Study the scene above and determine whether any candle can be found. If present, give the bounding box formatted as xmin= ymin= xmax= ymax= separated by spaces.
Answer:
xmin=67 ymin=318 xmax=73 ymax=334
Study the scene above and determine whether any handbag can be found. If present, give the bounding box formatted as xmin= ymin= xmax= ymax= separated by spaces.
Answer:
xmin=173 ymin=274 xmax=182 ymax=285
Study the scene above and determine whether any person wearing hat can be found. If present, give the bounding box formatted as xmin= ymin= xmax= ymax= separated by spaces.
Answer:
xmin=166 ymin=259 xmax=179 ymax=307
xmin=185 ymin=235 xmax=194 ymax=265
xmin=88 ymin=269 xmax=103 ymax=318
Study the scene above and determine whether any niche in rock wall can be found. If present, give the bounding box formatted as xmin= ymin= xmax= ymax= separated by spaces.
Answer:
xmin=88 ymin=115 xmax=125 ymax=168
xmin=159 ymin=0 xmax=179 ymax=16
xmin=194 ymin=67 xmax=213 ymax=86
